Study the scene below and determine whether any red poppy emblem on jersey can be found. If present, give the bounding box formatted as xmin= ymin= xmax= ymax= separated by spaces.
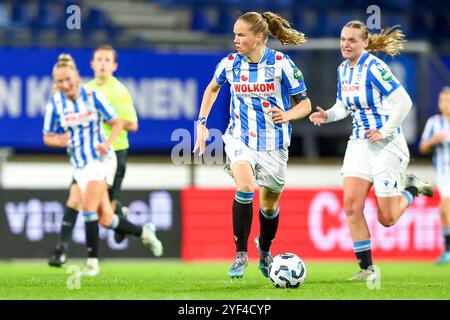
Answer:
xmin=345 ymin=80 xmax=348 ymax=84
xmin=276 ymin=55 xmax=282 ymax=60
xmin=235 ymin=114 xmax=240 ymax=119
xmin=364 ymin=64 xmax=368 ymax=67
xmin=250 ymin=132 xmax=257 ymax=137
xmin=262 ymin=102 xmax=270 ymax=108
xmin=241 ymin=75 xmax=248 ymax=81
xmin=351 ymin=102 xmax=355 ymax=106
xmin=341 ymin=63 xmax=344 ymax=67
xmin=229 ymin=55 xmax=234 ymax=60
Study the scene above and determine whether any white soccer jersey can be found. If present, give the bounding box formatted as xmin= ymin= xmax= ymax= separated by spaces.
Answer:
xmin=215 ymin=46 xmax=307 ymax=151
xmin=43 ymin=86 xmax=117 ymax=168
xmin=421 ymin=114 xmax=450 ymax=176
xmin=337 ymin=51 xmax=402 ymax=139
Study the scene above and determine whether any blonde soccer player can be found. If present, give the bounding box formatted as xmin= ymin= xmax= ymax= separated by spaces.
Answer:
xmin=194 ymin=12 xmax=311 ymax=278
xmin=309 ymin=21 xmax=433 ymax=280
xmin=48 ymin=45 xmax=144 ymax=267
xmin=43 ymin=54 xmax=162 ymax=276
xmin=419 ymin=87 xmax=450 ymax=265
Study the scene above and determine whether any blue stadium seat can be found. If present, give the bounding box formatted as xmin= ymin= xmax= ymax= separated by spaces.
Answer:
xmin=30 ymin=5 xmax=62 ymax=30
xmin=0 ymin=5 xmax=9 ymax=28
xmin=384 ymin=14 xmax=410 ymax=35
xmin=11 ymin=2 xmax=30 ymax=27
xmin=211 ymin=9 xmax=235 ymax=34
xmin=190 ymin=8 xmax=213 ymax=32
xmin=85 ymin=7 xmax=109 ymax=30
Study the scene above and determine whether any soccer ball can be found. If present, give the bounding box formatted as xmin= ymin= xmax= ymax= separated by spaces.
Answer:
xmin=268 ymin=252 xmax=306 ymax=288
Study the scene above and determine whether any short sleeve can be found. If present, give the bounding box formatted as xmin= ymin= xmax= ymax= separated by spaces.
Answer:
xmin=117 ymin=85 xmax=138 ymax=122
xmin=281 ymin=54 xmax=307 ymax=95
xmin=42 ymin=99 xmax=61 ymax=134
xmin=368 ymin=60 xmax=400 ymax=96
xmin=214 ymin=56 xmax=229 ymax=86
xmin=93 ymin=90 xmax=117 ymax=122
xmin=420 ymin=117 xmax=436 ymax=142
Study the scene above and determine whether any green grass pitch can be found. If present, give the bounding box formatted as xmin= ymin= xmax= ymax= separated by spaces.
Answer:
xmin=0 ymin=260 xmax=448 ymax=300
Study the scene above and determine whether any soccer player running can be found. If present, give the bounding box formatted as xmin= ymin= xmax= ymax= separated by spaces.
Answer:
xmin=193 ymin=12 xmax=311 ymax=278
xmin=419 ymin=87 xmax=450 ymax=265
xmin=48 ymin=45 xmax=143 ymax=267
xmin=43 ymin=54 xmax=162 ymax=276
xmin=309 ymin=21 xmax=433 ymax=280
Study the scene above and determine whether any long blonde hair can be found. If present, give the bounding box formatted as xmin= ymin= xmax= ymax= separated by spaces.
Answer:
xmin=238 ymin=11 xmax=307 ymax=45
xmin=344 ymin=20 xmax=406 ymax=57
xmin=52 ymin=54 xmax=79 ymax=93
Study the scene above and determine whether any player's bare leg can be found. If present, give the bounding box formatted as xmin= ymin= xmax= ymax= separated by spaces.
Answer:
xmin=343 ymin=177 xmax=376 ymax=281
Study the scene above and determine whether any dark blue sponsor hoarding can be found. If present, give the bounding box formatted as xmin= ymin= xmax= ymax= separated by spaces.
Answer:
xmin=0 ymin=48 xmax=230 ymax=151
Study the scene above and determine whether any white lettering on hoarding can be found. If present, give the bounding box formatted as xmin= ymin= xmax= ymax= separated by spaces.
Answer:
xmin=308 ymin=191 xmax=443 ymax=252
xmin=0 ymin=76 xmax=198 ymax=120
xmin=26 ymin=76 xmax=52 ymax=117
xmin=120 ymin=77 xmax=197 ymax=120
xmin=4 ymin=192 xmax=173 ymax=250
xmin=0 ymin=76 xmax=21 ymax=118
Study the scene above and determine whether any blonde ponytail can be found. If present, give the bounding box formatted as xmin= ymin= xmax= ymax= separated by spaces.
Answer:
xmin=261 ymin=11 xmax=307 ymax=45
xmin=367 ymin=25 xmax=406 ymax=57
xmin=238 ymin=11 xmax=307 ymax=46
xmin=345 ymin=21 xmax=406 ymax=57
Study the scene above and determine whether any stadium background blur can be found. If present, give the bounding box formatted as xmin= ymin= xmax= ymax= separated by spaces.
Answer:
xmin=0 ymin=0 xmax=449 ymax=263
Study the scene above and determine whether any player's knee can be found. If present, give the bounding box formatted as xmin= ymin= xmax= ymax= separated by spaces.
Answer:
xmin=343 ymin=199 xmax=364 ymax=217
xmin=378 ymin=215 xmax=396 ymax=227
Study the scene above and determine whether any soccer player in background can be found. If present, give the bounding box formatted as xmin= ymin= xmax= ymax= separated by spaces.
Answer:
xmin=43 ymin=54 xmax=162 ymax=276
xmin=193 ymin=12 xmax=311 ymax=278
xmin=309 ymin=21 xmax=434 ymax=280
xmin=419 ymin=87 xmax=450 ymax=265
xmin=48 ymin=45 xmax=139 ymax=267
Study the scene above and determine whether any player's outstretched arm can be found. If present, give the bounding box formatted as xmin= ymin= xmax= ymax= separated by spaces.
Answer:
xmin=419 ymin=133 xmax=448 ymax=154
xmin=309 ymin=106 xmax=328 ymax=126
xmin=193 ymin=78 xmax=221 ymax=156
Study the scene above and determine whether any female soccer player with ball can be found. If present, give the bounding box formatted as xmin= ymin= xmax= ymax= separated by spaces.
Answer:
xmin=419 ymin=87 xmax=450 ymax=265
xmin=309 ymin=21 xmax=433 ymax=280
xmin=43 ymin=54 xmax=162 ymax=276
xmin=193 ymin=11 xmax=311 ymax=278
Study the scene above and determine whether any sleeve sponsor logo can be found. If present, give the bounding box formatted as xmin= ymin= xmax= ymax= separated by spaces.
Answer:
xmin=293 ymin=68 xmax=304 ymax=81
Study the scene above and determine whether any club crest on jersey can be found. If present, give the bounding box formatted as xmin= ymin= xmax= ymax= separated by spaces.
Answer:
xmin=355 ymin=73 xmax=362 ymax=84
xmin=265 ymin=67 xmax=275 ymax=79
